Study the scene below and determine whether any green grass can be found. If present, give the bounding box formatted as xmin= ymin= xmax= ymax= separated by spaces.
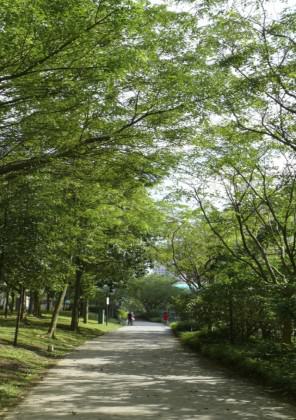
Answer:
xmin=0 ymin=313 xmax=120 ymax=413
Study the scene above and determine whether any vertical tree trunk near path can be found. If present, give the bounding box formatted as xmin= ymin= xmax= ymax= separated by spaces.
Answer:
xmin=70 ymin=267 xmax=83 ymax=331
xmin=28 ymin=291 xmax=33 ymax=314
xmin=4 ymin=289 xmax=9 ymax=319
xmin=83 ymin=299 xmax=89 ymax=324
xmin=46 ymin=291 xmax=52 ymax=312
xmin=48 ymin=284 xmax=68 ymax=339
xmin=20 ymin=288 xmax=26 ymax=321
xmin=10 ymin=291 xmax=15 ymax=314
xmin=281 ymin=289 xmax=293 ymax=344
xmin=33 ymin=290 xmax=42 ymax=317
xmin=228 ymin=293 xmax=234 ymax=344
xmin=13 ymin=286 xmax=24 ymax=347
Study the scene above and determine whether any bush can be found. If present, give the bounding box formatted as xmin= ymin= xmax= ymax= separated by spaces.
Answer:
xmin=170 ymin=320 xmax=199 ymax=332
xmin=117 ymin=309 xmax=128 ymax=320
xmin=177 ymin=328 xmax=296 ymax=398
xmin=149 ymin=316 xmax=162 ymax=323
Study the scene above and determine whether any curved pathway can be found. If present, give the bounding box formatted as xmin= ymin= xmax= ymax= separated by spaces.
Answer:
xmin=5 ymin=322 xmax=296 ymax=419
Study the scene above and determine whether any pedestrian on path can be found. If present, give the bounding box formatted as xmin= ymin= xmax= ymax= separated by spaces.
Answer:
xmin=127 ymin=311 xmax=133 ymax=325
xmin=162 ymin=310 xmax=169 ymax=325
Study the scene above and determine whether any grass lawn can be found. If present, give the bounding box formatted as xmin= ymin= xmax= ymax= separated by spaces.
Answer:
xmin=0 ymin=313 xmax=120 ymax=414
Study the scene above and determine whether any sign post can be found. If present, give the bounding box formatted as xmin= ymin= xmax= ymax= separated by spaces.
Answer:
xmin=106 ymin=296 xmax=110 ymax=325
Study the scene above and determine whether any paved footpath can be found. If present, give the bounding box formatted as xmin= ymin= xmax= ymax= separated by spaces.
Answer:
xmin=4 ymin=322 xmax=296 ymax=419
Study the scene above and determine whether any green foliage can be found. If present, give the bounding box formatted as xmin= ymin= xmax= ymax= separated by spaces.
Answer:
xmin=123 ymin=274 xmax=183 ymax=317
xmin=117 ymin=308 xmax=128 ymax=321
xmin=0 ymin=0 xmax=197 ymax=178
xmin=170 ymin=320 xmax=200 ymax=332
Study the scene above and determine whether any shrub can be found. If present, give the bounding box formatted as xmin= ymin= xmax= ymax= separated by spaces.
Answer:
xmin=170 ymin=320 xmax=199 ymax=332
xmin=117 ymin=309 xmax=128 ymax=320
xmin=177 ymin=328 xmax=296 ymax=398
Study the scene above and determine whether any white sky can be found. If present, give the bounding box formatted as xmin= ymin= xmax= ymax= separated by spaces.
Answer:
xmin=151 ymin=0 xmax=296 ymax=16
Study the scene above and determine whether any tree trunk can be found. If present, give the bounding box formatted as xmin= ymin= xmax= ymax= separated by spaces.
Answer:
xmin=83 ymin=299 xmax=89 ymax=324
xmin=33 ymin=290 xmax=42 ymax=317
xmin=13 ymin=286 xmax=24 ymax=346
xmin=46 ymin=291 xmax=52 ymax=312
xmin=20 ymin=288 xmax=26 ymax=321
xmin=70 ymin=267 xmax=82 ymax=331
xmin=282 ymin=318 xmax=293 ymax=344
xmin=228 ymin=293 xmax=234 ymax=344
xmin=4 ymin=289 xmax=9 ymax=319
xmin=48 ymin=284 xmax=68 ymax=339
xmin=28 ymin=291 xmax=33 ymax=314
xmin=10 ymin=292 xmax=15 ymax=313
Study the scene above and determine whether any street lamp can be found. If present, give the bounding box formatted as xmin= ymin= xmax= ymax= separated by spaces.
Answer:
xmin=102 ymin=284 xmax=110 ymax=326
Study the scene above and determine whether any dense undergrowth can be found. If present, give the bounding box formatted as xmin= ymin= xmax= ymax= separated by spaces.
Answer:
xmin=171 ymin=321 xmax=296 ymax=400
xmin=0 ymin=313 xmax=119 ymax=413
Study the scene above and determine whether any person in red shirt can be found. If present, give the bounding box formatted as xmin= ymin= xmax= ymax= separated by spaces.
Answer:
xmin=162 ymin=310 xmax=169 ymax=325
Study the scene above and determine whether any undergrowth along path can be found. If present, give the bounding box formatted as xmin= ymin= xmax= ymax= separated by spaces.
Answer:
xmin=4 ymin=321 xmax=296 ymax=419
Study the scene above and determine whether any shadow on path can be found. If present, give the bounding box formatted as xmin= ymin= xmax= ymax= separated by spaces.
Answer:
xmin=4 ymin=322 xmax=296 ymax=419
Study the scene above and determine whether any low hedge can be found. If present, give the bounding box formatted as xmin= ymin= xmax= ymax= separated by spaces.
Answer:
xmin=170 ymin=320 xmax=200 ymax=332
xmin=173 ymin=323 xmax=296 ymax=398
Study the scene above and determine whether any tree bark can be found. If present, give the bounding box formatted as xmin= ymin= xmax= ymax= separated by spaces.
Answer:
xmin=33 ymin=290 xmax=42 ymax=317
xmin=28 ymin=291 xmax=33 ymax=314
xmin=10 ymin=291 xmax=15 ymax=313
xmin=83 ymin=299 xmax=89 ymax=324
xmin=282 ymin=318 xmax=293 ymax=344
xmin=13 ymin=286 xmax=24 ymax=346
xmin=48 ymin=284 xmax=68 ymax=339
xmin=4 ymin=289 xmax=9 ymax=319
xmin=46 ymin=291 xmax=52 ymax=312
xmin=228 ymin=292 xmax=234 ymax=344
xmin=20 ymin=288 xmax=26 ymax=321
xmin=70 ymin=266 xmax=83 ymax=331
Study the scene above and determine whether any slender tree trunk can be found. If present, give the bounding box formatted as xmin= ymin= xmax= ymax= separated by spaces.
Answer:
xmin=33 ymin=290 xmax=42 ymax=317
xmin=282 ymin=318 xmax=293 ymax=344
xmin=10 ymin=292 xmax=15 ymax=313
xmin=46 ymin=292 xmax=51 ymax=312
xmin=281 ymin=286 xmax=294 ymax=344
xmin=48 ymin=284 xmax=68 ymax=339
xmin=4 ymin=289 xmax=9 ymax=319
xmin=20 ymin=288 xmax=26 ymax=321
xmin=28 ymin=291 xmax=33 ymax=314
xmin=70 ymin=267 xmax=82 ymax=331
xmin=83 ymin=299 xmax=89 ymax=324
xmin=228 ymin=293 xmax=234 ymax=344
xmin=13 ymin=286 xmax=24 ymax=346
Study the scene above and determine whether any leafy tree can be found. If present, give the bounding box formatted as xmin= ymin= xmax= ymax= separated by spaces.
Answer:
xmin=191 ymin=0 xmax=296 ymax=152
xmin=124 ymin=274 xmax=183 ymax=318
xmin=0 ymin=0 xmax=198 ymax=178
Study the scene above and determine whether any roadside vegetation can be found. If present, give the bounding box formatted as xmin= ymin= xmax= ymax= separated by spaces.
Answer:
xmin=0 ymin=313 xmax=119 ymax=414
xmin=171 ymin=322 xmax=296 ymax=400
xmin=0 ymin=0 xmax=295 ymax=408
xmin=119 ymin=274 xmax=184 ymax=322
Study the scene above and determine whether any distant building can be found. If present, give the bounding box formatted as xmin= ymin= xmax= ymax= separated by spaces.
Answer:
xmin=152 ymin=264 xmax=170 ymax=276
xmin=150 ymin=264 xmax=190 ymax=291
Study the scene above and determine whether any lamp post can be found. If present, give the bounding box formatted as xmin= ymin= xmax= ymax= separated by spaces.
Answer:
xmin=106 ymin=295 xmax=110 ymax=325
xmin=102 ymin=285 xmax=110 ymax=326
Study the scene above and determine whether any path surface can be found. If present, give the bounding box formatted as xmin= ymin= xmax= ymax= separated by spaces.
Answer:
xmin=4 ymin=322 xmax=296 ymax=419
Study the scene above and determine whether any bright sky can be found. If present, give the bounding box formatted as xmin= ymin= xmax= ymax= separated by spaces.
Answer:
xmin=151 ymin=0 xmax=296 ymax=16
